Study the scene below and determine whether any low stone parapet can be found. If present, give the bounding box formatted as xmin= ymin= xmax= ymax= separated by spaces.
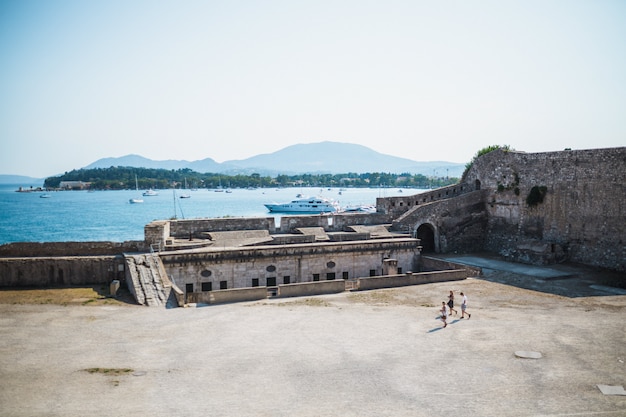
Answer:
xmin=356 ymin=270 xmax=469 ymax=291
xmin=420 ymin=256 xmax=482 ymax=276
xmin=188 ymin=287 xmax=268 ymax=305
xmin=278 ymin=280 xmax=346 ymax=298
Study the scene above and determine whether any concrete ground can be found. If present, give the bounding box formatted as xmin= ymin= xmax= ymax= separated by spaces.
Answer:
xmin=1 ymin=256 xmax=625 ymax=417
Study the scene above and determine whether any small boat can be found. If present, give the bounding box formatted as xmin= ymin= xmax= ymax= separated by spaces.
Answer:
xmin=39 ymin=193 xmax=52 ymax=198
xmin=143 ymin=189 xmax=158 ymax=196
xmin=342 ymin=204 xmax=376 ymax=214
xmin=130 ymin=175 xmax=144 ymax=203
xmin=264 ymin=196 xmax=340 ymax=213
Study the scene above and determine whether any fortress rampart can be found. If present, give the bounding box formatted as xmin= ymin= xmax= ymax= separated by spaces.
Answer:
xmin=464 ymin=147 xmax=625 ymax=270
xmin=0 ymin=146 xmax=622 ymax=300
xmin=388 ymin=147 xmax=625 ymax=271
xmin=144 ymin=212 xmax=392 ymax=249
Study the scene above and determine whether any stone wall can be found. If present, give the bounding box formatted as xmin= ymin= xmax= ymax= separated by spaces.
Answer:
xmin=277 ymin=279 xmax=347 ymax=298
xmin=186 ymin=286 xmax=268 ymax=305
xmin=145 ymin=212 xmax=393 ymax=246
xmin=183 ymin=269 xmax=467 ymax=305
xmin=390 ymin=190 xmax=489 ymax=254
xmin=376 ymin=146 xmax=624 ymax=272
xmin=160 ymin=238 xmax=420 ymax=293
xmin=0 ymin=255 xmax=126 ymax=287
xmin=419 ymin=256 xmax=482 ymax=276
xmin=168 ymin=217 xmax=276 ymax=239
xmin=463 ymin=147 xmax=625 ymax=271
xmin=356 ymin=270 xmax=469 ymax=291
xmin=0 ymin=241 xmax=145 ymax=257
xmin=376 ymin=183 xmax=475 ymax=217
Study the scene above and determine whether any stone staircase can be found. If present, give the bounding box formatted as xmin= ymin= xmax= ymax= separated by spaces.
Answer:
xmin=124 ymin=253 xmax=177 ymax=307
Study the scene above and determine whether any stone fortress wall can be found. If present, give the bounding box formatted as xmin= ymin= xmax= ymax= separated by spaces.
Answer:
xmin=162 ymin=238 xmax=419 ymax=295
xmin=0 ymin=146 xmax=623 ymax=297
xmin=389 ymin=147 xmax=625 ymax=272
xmin=465 ymin=147 xmax=624 ymax=270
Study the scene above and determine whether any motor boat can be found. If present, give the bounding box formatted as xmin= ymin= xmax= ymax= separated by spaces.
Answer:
xmin=142 ymin=189 xmax=158 ymax=196
xmin=342 ymin=204 xmax=376 ymax=213
xmin=264 ymin=196 xmax=339 ymax=213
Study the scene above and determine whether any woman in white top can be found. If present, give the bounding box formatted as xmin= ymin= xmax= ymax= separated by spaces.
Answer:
xmin=440 ymin=301 xmax=448 ymax=328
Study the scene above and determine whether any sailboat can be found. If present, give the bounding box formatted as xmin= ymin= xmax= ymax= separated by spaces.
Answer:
xmin=179 ymin=177 xmax=191 ymax=198
xmin=129 ymin=175 xmax=144 ymax=204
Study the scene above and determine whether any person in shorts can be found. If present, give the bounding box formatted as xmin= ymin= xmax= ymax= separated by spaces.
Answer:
xmin=460 ymin=292 xmax=471 ymax=319
xmin=447 ymin=290 xmax=458 ymax=316
xmin=440 ymin=301 xmax=448 ymax=328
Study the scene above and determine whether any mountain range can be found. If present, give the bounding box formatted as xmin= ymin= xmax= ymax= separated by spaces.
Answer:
xmin=85 ymin=142 xmax=465 ymax=177
xmin=1 ymin=142 xmax=466 ymax=184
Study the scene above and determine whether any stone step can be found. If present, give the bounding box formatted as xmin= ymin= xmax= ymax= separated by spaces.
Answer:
xmin=124 ymin=254 xmax=170 ymax=307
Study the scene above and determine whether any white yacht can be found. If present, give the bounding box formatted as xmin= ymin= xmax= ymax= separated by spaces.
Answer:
xmin=264 ymin=196 xmax=339 ymax=213
xmin=142 ymin=189 xmax=158 ymax=196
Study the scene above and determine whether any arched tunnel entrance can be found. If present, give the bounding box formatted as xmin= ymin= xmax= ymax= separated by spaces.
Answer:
xmin=415 ymin=223 xmax=436 ymax=253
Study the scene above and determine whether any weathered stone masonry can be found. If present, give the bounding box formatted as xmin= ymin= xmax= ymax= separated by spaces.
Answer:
xmin=464 ymin=147 xmax=625 ymax=270
xmin=1 ymin=146 xmax=623 ymax=298
xmin=389 ymin=147 xmax=625 ymax=271
xmin=161 ymin=238 xmax=419 ymax=293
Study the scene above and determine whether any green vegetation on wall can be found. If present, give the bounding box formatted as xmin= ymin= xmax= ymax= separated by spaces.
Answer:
xmin=526 ymin=185 xmax=548 ymax=207
xmin=497 ymin=171 xmax=520 ymax=195
xmin=463 ymin=145 xmax=512 ymax=177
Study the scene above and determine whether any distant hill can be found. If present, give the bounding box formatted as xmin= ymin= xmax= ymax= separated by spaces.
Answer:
xmin=84 ymin=142 xmax=465 ymax=177
xmin=0 ymin=175 xmax=44 ymax=185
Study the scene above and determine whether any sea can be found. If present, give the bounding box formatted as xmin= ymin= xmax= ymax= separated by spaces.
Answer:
xmin=0 ymin=184 xmax=426 ymax=244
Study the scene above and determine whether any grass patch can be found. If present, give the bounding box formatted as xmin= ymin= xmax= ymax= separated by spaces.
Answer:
xmin=348 ymin=291 xmax=399 ymax=305
xmin=298 ymin=298 xmax=332 ymax=307
xmin=83 ymin=367 xmax=134 ymax=376
xmin=0 ymin=286 xmax=136 ymax=306
xmin=266 ymin=297 xmax=333 ymax=307
xmin=83 ymin=368 xmax=134 ymax=386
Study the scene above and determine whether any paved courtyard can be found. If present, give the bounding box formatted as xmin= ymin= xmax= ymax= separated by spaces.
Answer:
xmin=0 ymin=258 xmax=625 ymax=416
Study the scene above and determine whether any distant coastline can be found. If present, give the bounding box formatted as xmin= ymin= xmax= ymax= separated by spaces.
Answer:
xmin=14 ymin=186 xmax=46 ymax=193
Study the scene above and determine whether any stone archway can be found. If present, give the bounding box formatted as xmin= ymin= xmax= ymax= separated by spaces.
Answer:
xmin=415 ymin=223 xmax=436 ymax=253
xmin=475 ymin=179 xmax=481 ymax=190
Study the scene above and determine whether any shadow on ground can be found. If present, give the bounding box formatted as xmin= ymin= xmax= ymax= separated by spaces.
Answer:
xmin=435 ymin=253 xmax=626 ymax=298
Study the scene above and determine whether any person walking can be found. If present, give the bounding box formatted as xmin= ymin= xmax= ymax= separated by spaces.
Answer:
xmin=460 ymin=292 xmax=471 ymax=319
xmin=447 ymin=290 xmax=458 ymax=316
xmin=440 ymin=301 xmax=448 ymax=328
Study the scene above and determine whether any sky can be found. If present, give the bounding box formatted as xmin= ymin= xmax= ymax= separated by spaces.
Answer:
xmin=1 ymin=0 xmax=625 ymax=178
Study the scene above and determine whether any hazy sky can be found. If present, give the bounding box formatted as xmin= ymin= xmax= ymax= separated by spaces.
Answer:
xmin=1 ymin=0 xmax=625 ymax=177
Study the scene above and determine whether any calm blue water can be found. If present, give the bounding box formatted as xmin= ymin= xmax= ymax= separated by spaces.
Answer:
xmin=0 ymin=185 xmax=425 ymax=244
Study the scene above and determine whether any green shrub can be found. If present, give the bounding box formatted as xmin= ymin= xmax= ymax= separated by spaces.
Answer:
xmin=526 ymin=186 xmax=547 ymax=207
xmin=463 ymin=145 xmax=512 ymax=177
